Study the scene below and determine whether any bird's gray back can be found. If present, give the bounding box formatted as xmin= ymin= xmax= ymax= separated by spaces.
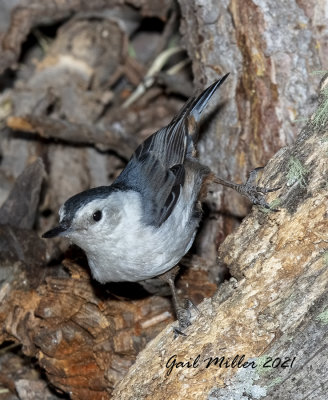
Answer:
xmin=113 ymin=75 xmax=229 ymax=228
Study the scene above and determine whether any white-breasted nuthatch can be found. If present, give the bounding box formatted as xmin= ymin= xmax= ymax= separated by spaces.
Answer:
xmin=43 ymin=74 xmax=279 ymax=333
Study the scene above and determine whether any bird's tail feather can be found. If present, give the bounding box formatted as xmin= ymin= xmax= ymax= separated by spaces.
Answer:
xmin=171 ymin=72 xmax=230 ymax=126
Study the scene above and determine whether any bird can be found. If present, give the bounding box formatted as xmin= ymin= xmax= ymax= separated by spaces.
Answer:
xmin=43 ymin=73 xmax=279 ymax=333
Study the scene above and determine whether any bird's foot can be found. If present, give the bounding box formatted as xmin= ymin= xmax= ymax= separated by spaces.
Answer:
xmin=173 ymin=299 xmax=199 ymax=337
xmin=214 ymin=167 xmax=281 ymax=211
xmin=238 ymin=167 xmax=281 ymax=210
xmin=159 ymin=266 xmax=200 ymax=337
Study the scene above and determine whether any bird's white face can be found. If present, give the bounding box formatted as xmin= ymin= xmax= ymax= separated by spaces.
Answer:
xmin=59 ymin=197 xmax=122 ymax=251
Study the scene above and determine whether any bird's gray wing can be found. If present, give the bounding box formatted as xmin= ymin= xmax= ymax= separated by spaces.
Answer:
xmin=114 ymin=74 xmax=229 ymax=227
xmin=113 ymin=137 xmax=186 ymax=227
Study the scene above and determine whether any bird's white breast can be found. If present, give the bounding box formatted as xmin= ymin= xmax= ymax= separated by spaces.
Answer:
xmin=83 ymin=188 xmax=198 ymax=283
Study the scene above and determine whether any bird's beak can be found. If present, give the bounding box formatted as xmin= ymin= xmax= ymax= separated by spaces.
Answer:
xmin=42 ymin=223 xmax=70 ymax=238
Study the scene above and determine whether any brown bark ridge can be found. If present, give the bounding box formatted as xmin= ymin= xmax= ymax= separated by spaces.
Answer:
xmin=111 ymin=80 xmax=328 ymax=398
xmin=0 ymin=255 xmax=174 ymax=400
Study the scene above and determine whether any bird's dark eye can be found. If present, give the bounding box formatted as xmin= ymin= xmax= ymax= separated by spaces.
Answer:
xmin=93 ymin=210 xmax=102 ymax=222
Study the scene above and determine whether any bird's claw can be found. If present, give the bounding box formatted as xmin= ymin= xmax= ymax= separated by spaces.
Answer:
xmin=214 ymin=167 xmax=281 ymax=211
xmin=173 ymin=327 xmax=187 ymax=337
xmin=173 ymin=299 xmax=199 ymax=337
xmin=238 ymin=168 xmax=281 ymax=211
xmin=239 ymin=184 xmax=281 ymax=210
